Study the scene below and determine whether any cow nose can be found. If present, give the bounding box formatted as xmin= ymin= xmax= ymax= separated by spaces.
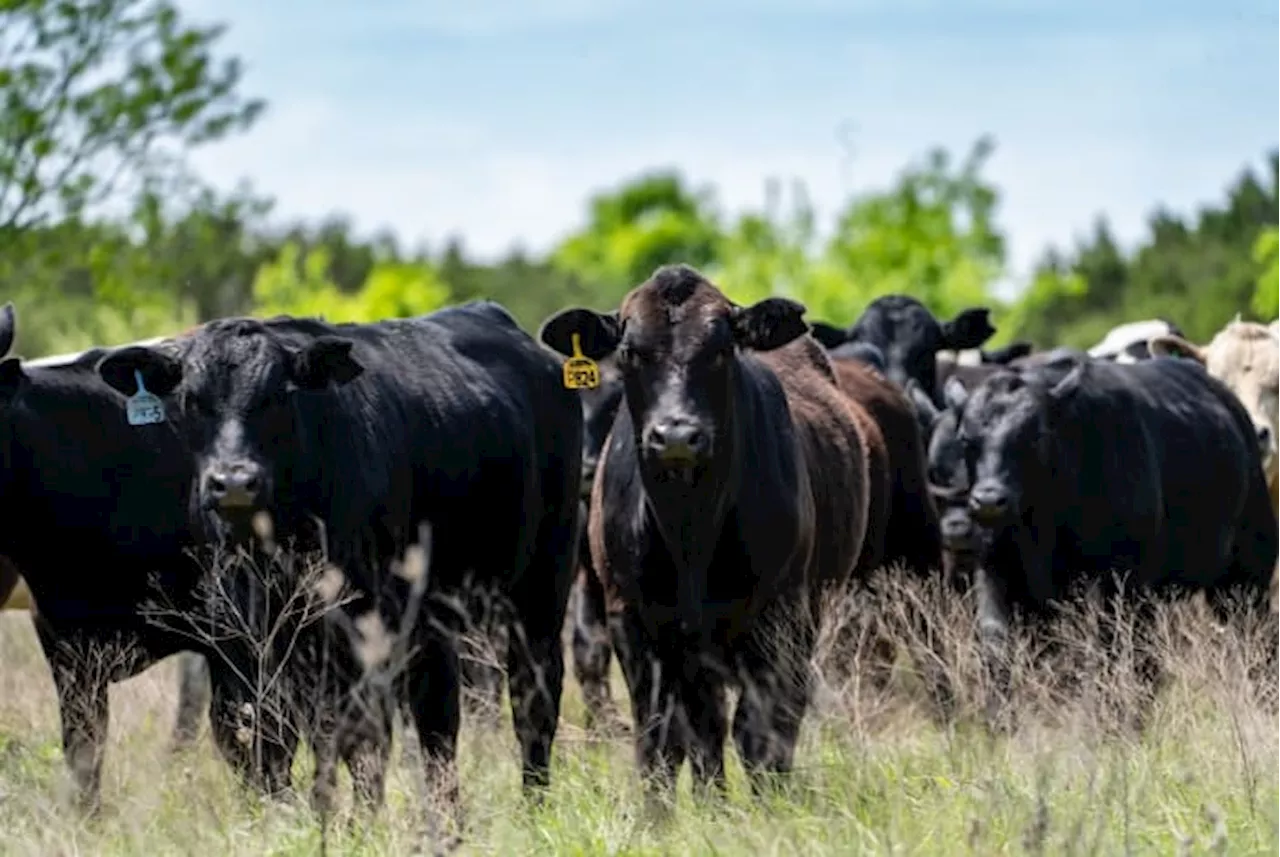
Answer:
xmin=645 ymin=420 xmax=709 ymax=463
xmin=969 ymin=480 xmax=1009 ymax=521
xmin=941 ymin=511 xmax=973 ymax=545
xmin=1256 ymin=424 xmax=1273 ymax=453
xmin=204 ymin=462 xmax=263 ymax=509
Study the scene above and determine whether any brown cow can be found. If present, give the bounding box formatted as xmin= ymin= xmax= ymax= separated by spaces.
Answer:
xmin=539 ymin=264 xmax=872 ymax=805
xmin=830 ymin=357 xmax=942 ymax=578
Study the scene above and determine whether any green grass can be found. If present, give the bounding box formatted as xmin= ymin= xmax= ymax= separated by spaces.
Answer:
xmin=0 ymin=578 xmax=1275 ymax=856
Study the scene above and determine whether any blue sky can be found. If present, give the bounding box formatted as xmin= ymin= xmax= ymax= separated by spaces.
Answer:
xmin=180 ymin=0 xmax=1278 ymax=296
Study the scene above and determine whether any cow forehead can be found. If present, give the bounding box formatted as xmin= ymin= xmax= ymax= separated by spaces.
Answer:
xmin=184 ymin=330 xmax=292 ymax=394
xmin=619 ymin=281 xmax=730 ymax=349
xmin=1207 ymin=324 xmax=1279 ymax=381
xmin=855 ymin=301 xmax=936 ymax=347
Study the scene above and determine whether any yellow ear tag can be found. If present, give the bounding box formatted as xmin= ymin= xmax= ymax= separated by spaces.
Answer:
xmin=562 ymin=333 xmax=601 ymax=390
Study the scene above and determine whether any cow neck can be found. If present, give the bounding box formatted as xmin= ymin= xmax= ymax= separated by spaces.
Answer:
xmin=637 ymin=373 xmax=744 ymax=588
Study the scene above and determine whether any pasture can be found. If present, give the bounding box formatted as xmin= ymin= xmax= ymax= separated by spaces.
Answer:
xmin=0 ymin=570 xmax=1273 ymax=856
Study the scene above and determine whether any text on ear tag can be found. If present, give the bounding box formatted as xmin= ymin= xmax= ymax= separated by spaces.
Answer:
xmin=126 ymin=369 xmax=167 ymax=426
xmin=562 ymin=333 xmax=600 ymax=390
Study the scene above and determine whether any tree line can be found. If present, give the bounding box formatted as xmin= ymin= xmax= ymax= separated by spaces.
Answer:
xmin=2 ymin=0 xmax=1275 ymax=359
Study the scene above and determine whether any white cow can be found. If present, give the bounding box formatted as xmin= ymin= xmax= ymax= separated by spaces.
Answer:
xmin=1088 ymin=318 xmax=1184 ymax=364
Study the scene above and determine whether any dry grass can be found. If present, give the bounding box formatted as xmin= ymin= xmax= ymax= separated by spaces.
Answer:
xmin=0 ymin=569 xmax=1274 ymax=856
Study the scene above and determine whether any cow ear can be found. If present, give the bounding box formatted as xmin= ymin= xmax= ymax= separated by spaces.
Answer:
xmin=1048 ymin=362 xmax=1086 ymax=401
xmin=0 ymin=358 xmax=26 ymax=406
xmin=807 ymin=320 xmax=850 ymax=350
xmin=982 ymin=341 xmax=1033 ymax=365
xmin=942 ymin=374 xmax=969 ymax=411
xmin=0 ymin=303 xmax=15 ymax=359
xmin=290 ymin=336 xmax=363 ymax=390
xmin=731 ymin=297 xmax=809 ymax=352
xmin=939 ymin=307 xmax=996 ymax=351
xmin=97 ymin=346 xmax=184 ymax=398
xmin=538 ymin=308 xmax=621 ymax=360
xmin=1147 ymin=334 xmax=1205 ymax=365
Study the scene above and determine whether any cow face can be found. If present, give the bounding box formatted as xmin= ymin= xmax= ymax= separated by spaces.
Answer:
xmin=948 ymin=368 xmax=1062 ymax=526
xmin=819 ymin=297 xmax=996 ymax=401
xmin=912 ymin=378 xmax=978 ymax=552
xmin=1151 ymin=321 xmax=1280 ymax=478
xmin=96 ymin=320 xmax=363 ymax=535
xmin=540 ymin=264 xmax=808 ymax=486
xmin=578 ymin=358 xmax=623 ymax=500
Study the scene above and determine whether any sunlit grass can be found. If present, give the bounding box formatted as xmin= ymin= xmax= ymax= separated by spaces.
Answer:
xmin=0 ymin=570 xmax=1274 ymax=856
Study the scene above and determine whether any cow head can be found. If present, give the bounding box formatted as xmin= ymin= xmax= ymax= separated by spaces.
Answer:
xmin=981 ymin=341 xmax=1034 ymax=365
xmin=957 ymin=364 xmax=1085 ymax=528
xmin=1150 ymin=320 xmax=1280 ymax=481
xmin=812 ymin=297 xmax=996 ymax=402
xmin=541 ymin=265 xmax=807 ymax=485
xmin=96 ymin=319 xmax=364 ymax=538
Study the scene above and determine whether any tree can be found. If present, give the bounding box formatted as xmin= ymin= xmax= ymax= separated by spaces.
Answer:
xmin=1252 ymin=226 xmax=1278 ymax=320
xmin=808 ymin=135 xmax=1006 ymax=325
xmin=251 ymin=241 xmax=450 ymax=323
xmin=551 ymin=170 xmax=724 ymax=305
xmin=0 ymin=0 xmax=265 ymax=230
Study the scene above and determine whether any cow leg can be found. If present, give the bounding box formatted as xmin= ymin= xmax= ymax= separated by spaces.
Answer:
xmin=732 ymin=614 xmax=815 ymax=796
xmin=171 ymin=652 xmax=211 ymax=751
xmin=34 ymin=627 xmax=110 ymax=814
xmin=457 ymin=583 xmax=506 ymax=730
xmin=681 ymin=668 xmax=728 ymax=801
xmin=505 ymin=506 xmax=577 ymax=800
xmin=505 ymin=600 xmax=567 ymax=798
xmin=611 ymin=609 xmax=685 ymax=812
xmin=52 ymin=665 xmax=109 ymax=813
xmin=206 ymin=681 xmax=297 ymax=798
xmin=570 ymin=565 xmax=616 ymax=733
xmin=404 ymin=629 xmax=462 ymax=822
xmin=974 ymin=566 xmax=1014 ymax=733
xmin=338 ymin=686 xmax=395 ymax=817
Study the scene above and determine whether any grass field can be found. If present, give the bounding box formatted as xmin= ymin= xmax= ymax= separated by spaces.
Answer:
xmin=0 ymin=573 xmax=1275 ymax=856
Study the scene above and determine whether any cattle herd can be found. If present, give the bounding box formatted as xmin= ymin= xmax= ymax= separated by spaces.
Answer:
xmin=0 ymin=264 xmax=1275 ymax=825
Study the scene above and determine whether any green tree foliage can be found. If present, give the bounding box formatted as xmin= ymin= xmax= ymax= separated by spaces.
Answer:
xmin=550 ymin=170 xmax=724 ymax=307
xmin=1006 ymin=150 xmax=1279 ymax=347
xmin=0 ymin=0 xmax=265 ymax=230
xmin=1251 ymin=226 xmax=1278 ymax=320
xmin=251 ymin=241 xmax=450 ymax=324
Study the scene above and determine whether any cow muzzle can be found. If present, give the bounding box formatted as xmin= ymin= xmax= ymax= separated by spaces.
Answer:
xmin=643 ymin=418 xmax=711 ymax=472
xmin=202 ymin=460 xmax=265 ymax=511
xmin=940 ymin=507 xmax=976 ymax=552
xmin=969 ymin=480 xmax=1011 ymax=524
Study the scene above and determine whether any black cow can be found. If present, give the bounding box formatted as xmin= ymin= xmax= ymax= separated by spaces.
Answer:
xmin=568 ymin=357 xmax=624 ymax=729
xmin=0 ymin=306 xmax=291 ymax=813
xmin=96 ymin=302 xmax=584 ymax=812
xmin=807 ymin=295 xmax=997 ymax=406
xmin=539 ymin=264 xmax=871 ymax=805
xmin=460 ymin=355 xmax=626 ymax=734
xmin=926 ymin=355 xmax=1278 ymax=724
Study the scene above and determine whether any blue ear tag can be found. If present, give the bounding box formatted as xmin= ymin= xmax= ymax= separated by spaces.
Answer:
xmin=126 ymin=369 xmax=166 ymax=426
